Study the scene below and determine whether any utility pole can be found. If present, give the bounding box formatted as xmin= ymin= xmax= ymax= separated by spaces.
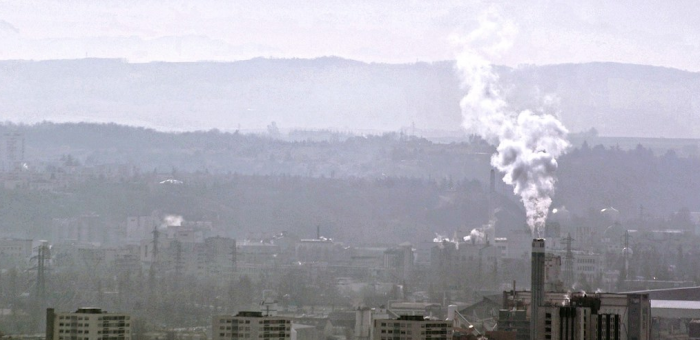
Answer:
xmin=34 ymin=242 xmax=50 ymax=332
xmin=563 ymin=233 xmax=574 ymax=288
xmin=229 ymin=240 xmax=237 ymax=313
xmin=174 ymin=240 xmax=183 ymax=292
xmin=149 ymin=226 xmax=160 ymax=305
xmin=619 ymin=230 xmax=630 ymax=291
xmin=36 ymin=243 xmax=48 ymax=303
xmin=230 ymin=240 xmax=237 ymax=276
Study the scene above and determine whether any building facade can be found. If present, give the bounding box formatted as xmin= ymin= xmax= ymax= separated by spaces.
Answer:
xmin=46 ymin=308 xmax=131 ymax=340
xmin=0 ymin=238 xmax=33 ymax=268
xmin=213 ymin=312 xmax=291 ymax=340
xmin=372 ymin=315 xmax=452 ymax=340
xmin=499 ymin=291 xmax=651 ymax=340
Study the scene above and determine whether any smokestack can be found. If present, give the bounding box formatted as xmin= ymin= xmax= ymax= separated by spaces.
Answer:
xmin=447 ymin=305 xmax=458 ymax=321
xmin=317 ymin=225 xmax=320 ymax=239
xmin=531 ymin=238 xmax=545 ymax=340
xmin=489 ymin=168 xmax=496 ymax=193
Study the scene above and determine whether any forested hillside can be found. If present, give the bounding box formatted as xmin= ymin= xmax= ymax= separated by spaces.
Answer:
xmin=1 ymin=123 xmax=699 ymax=243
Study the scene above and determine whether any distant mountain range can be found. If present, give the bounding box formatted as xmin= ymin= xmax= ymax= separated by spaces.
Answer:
xmin=0 ymin=57 xmax=698 ymax=138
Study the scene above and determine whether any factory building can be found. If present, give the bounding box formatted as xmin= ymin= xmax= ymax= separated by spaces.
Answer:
xmin=498 ymin=239 xmax=652 ymax=340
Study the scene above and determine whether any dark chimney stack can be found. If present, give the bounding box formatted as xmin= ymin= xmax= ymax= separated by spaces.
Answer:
xmin=531 ymin=238 xmax=545 ymax=340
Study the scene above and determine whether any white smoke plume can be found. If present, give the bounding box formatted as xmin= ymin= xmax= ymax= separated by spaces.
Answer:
xmin=455 ymin=8 xmax=569 ymax=237
xmin=463 ymin=228 xmax=485 ymax=244
xmin=163 ymin=214 xmax=183 ymax=227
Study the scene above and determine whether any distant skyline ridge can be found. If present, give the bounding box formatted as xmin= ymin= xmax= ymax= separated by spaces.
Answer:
xmin=0 ymin=1 xmax=698 ymax=71
xmin=0 ymin=58 xmax=699 ymax=138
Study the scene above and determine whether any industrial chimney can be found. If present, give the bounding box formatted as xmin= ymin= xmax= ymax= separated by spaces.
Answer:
xmin=531 ymin=238 xmax=545 ymax=340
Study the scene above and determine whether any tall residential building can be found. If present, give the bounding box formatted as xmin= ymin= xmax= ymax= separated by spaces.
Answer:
xmin=213 ymin=311 xmax=291 ymax=340
xmin=46 ymin=308 xmax=131 ymax=340
xmin=125 ymin=215 xmax=158 ymax=244
xmin=372 ymin=315 xmax=452 ymax=340
xmin=0 ymin=238 xmax=33 ymax=267
xmin=3 ymin=131 xmax=24 ymax=172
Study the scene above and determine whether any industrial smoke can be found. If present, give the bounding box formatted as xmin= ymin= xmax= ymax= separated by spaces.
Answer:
xmin=163 ymin=214 xmax=183 ymax=227
xmin=455 ymin=8 xmax=569 ymax=237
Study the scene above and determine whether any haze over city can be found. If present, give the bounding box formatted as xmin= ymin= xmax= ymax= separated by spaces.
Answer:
xmin=0 ymin=2 xmax=698 ymax=340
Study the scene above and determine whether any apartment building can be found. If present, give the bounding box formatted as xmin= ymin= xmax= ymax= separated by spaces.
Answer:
xmin=46 ymin=308 xmax=131 ymax=340
xmin=372 ymin=315 xmax=452 ymax=340
xmin=0 ymin=238 xmax=33 ymax=267
xmin=213 ymin=311 xmax=291 ymax=340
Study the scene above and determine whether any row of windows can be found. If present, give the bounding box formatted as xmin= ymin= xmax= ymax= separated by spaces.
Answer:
xmin=380 ymin=330 xmax=414 ymax=335
xmin=379 ymin=337 xmax=449 ymax=340
xmin=379 ymin=323 xmax=448 ymax=328
xmin=0 ymin=246 xmax=26 ymax=251
xmin=220 ymin=320 xmax=289 ymax=325
xmin=577 ymin=266 xmax=597 ymax=272
xmin=58 ymin=337 xmax=129 ymax=340
xmin=219 ymin=326 xmax=288 ymax=331
xmin=59 ymin=330 xmax=128 ymax=334
xmin=58 ymin=316 xmax=129 ymax=321
xmin=59 ymin=322 xmax=129 ymax=327
xmin=221 ymin=320 xmax=251 ymax=324
xmin=218 ymin=334 xmax=287 ymax=339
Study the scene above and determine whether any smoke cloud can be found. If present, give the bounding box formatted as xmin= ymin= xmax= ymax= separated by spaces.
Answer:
xmin=455 ymin=8 xmax=569 ymax=237
xmin=163 ymin=214 xmax=183 ymax=227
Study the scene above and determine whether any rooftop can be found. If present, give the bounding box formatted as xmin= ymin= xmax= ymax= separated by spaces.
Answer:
xmin=75 ymin=308 xmax=106 ymax=314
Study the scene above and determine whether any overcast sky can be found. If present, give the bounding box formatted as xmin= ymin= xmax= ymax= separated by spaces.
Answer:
xmin=0 ymin=0 xmax=698 ymax=71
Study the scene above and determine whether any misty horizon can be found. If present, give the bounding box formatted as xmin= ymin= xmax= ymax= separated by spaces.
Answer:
xmin=1 ymin=58 xmax=699 ymax=138
xmin=0 ymin=3 xmax=697 ymax=339
xmin=1 ymin=1 xmax=698 ymax=71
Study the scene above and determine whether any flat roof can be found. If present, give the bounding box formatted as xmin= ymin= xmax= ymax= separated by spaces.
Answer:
xmin=651 ymin=300 xmax=700 ymax=319
xmin=652 ymin=300 xmax=700 ymax=310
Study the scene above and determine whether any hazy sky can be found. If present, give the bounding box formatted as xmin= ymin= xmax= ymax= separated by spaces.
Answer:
xmin=0 ymin=0 xmax=698 ymax=71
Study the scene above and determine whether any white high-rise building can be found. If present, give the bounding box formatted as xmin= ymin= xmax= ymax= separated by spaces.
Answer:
xmin=372 ymin=315 xmax=452 ymax=340
xmin=213 ymin=312 xmax=291 ymax=340
xmin=46 ymin=308 xmax=131 ymax=340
